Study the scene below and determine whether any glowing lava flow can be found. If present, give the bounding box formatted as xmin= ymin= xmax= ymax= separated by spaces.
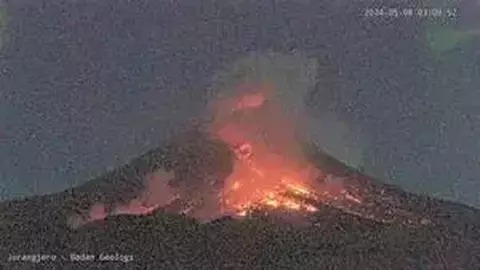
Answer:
xmin=221 ymin=144 xmax=321 ymax=217
xmin=210 ymin=82 xmax=327 ymax=217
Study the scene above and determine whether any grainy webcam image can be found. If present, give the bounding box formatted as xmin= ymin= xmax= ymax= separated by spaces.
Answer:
xmin=0 ymin=0 xmax=479 ymax=269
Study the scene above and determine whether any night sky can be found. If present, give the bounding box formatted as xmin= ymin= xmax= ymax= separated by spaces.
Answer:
xmin=0 ymin=0 xmax=479 ymax=208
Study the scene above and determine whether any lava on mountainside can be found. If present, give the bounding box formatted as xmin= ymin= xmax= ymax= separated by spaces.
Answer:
xmin=67 ymin=81 xmax=431 ymax=229
xmin=207 ymin=82 xmax=361 ymax=219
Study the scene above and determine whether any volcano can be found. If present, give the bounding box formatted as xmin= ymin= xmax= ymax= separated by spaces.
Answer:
xmin=1 ymin=83 xmax=480 ymax=269
xmin=1 ymin=132 xmax=480 ymax=269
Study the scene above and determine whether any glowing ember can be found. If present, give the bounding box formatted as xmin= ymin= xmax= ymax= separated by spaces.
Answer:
xmin=232 ymin=181 xmax=241 ymax=190
xmin=224 ymin=180 xmax=320 ymax=216
xmin=252 ymin=182 xmax=318 ymax=212
xmin=210 ymin=82 xmax=326 ymax=217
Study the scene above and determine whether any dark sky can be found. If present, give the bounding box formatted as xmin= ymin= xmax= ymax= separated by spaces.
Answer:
xmin=0 ymin=0 xmax=479 ymax=207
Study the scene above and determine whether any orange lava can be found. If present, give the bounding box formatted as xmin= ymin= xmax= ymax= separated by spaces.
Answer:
xmin=221 ymin=148 xmax=321 ymax=216
xmin=209 ymin=82 xmax=325 ymax=216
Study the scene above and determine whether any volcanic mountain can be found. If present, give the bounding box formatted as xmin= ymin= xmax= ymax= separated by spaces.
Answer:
xmin=1 ymin=82 xmax=480 ymax=269
xmin=1 ymin=128 xmax=480 ymax=269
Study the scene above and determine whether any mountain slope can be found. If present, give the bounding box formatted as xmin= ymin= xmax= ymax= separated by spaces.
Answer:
xmin=1 ymin=136 xmax=479 ymax=269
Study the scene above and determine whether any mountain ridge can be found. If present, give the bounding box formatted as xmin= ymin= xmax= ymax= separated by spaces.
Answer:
xmin=1 ymin=137 xmax=479 ymax=269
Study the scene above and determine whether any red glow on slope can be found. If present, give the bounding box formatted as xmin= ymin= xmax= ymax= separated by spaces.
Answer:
xmin=209 ymin=82 xmax=342 ymax=216
xmin=68 ymin=169 xmax=177 ymax=229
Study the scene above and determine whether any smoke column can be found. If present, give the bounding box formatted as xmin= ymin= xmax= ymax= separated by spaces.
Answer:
xmin=204 ymin=51 xmax=364 ymax=169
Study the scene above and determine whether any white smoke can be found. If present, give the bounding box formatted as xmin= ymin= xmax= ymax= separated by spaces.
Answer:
xmin=206 ymin=50 xmax=365 ymax=168
xmin=67 ymin=168 xmax=178 ymax=229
